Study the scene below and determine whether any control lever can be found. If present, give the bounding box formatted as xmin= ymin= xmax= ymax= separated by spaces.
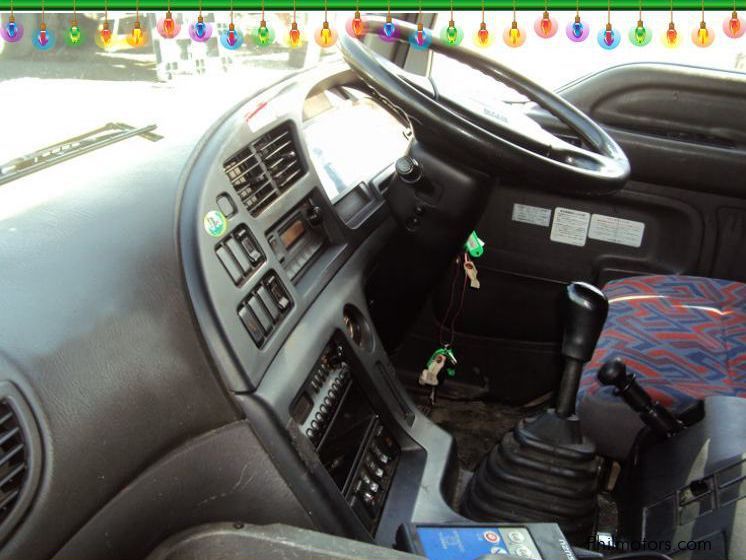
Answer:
xmin=556 ymin=282 xmax=609 ymax=418
xmin=598 ymin=358 xmax=684 ymax=439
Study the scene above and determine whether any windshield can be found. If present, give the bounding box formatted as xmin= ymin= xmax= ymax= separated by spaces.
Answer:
xmin=0 ymin=11 xmax=343 ymax=166
xmin=430 ymin=10 xmax=746 ymax=102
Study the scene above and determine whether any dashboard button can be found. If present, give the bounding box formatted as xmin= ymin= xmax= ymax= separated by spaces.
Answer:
xmin=216 ymin=194 xmax=237 ymax=218
xmin=248 ymin=297 xmax=274 ymax=334
xmin=216 ymin=246 xmax=243 ymax=284
xmin=238 ymin=306 xmax=264 ymax=346
xmin=226 ymin=237 xmax=251 ymax=273
xmin=256 ymin=286 xmax=280 ymax=321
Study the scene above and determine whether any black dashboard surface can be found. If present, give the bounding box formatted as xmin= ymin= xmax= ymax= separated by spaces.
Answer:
xmin=0 ymin=61 xmax=428 ymax=559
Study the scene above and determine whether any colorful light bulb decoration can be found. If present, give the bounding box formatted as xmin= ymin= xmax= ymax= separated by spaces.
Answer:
xmin=534 ymin=10 xmax=558 ymax=38
xmin=441 ymin=19 xmax=463 ymax=46
xmin=566 ymin=15 xmax=589 ymax=41
xmin=66 ymin=19 xmax=83 ymax=45
xmin=315 ymin=20 xmax=338 ymax=47
xmin=1 ymin=15 xmax=24 ymax=42
xmin=474 ymin=21 xmax=491 ymax=47
xmin=287 ymin=21 xmax=302 ymax=48
xmin=221 ymin=22 xmax=243 ymax=49
xmin=157 ymin=10 xmax=181 ymax=39
xmin=251 ymin=19 xmax=275 ymax=46
xmin=126 ymin=20 xmax=148 ymax=47
xmin=408 ymin=21 xmax=431 ymax=50
xmin=692 ymin=20 xmax=714 ymax=46
xmin=629 ymin=19 xmax=652 ymax=45
xmin=97 ymin=20 xmax=112 ymax=47
xmin=724 ymin=10 xmax=744 ymax=37
xmin=598 ymin=22 xmax=620 ymax=49
xmin=503 ymin=19 xmax=526 ymax=47
xmin=189 ymin=15 xmax=213 ymax=42
xmin=33 ymin=21 xmax=55 ymax=50
xmin=663 ymin=21 xmax=679 ymax=46
xmin=348 ymin=10 xmax=366 ymax=37
xmin=379 ymin=11 xmax=399 ymax=42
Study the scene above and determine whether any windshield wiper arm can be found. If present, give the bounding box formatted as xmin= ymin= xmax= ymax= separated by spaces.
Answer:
xmin=0 ymin=122 xmax=161 ymax=187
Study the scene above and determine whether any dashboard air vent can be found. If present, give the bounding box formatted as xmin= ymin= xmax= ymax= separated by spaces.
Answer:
xmin=223 ymin=124 xmax=305 ymax=217
xmin=0 ymin=400 xmax=26 ymax=525
xmin=0 ymin=382 xmax=42 ymax=542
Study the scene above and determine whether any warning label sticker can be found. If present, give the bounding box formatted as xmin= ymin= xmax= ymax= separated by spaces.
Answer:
xmin=550 ymin=208 xmax=591 ymax=246
xmin=512 ymin=203 xmax=552 ymax=227
xmin=588 ymin=214 xmax=645 ymax=248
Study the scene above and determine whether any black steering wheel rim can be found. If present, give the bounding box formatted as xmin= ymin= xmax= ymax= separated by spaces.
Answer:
xmin=339 ymin=17 xmax=630 ymax=195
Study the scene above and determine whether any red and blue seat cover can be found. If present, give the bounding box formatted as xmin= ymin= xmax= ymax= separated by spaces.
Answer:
xmin=577 ymin=275 xmax=746 ymax=459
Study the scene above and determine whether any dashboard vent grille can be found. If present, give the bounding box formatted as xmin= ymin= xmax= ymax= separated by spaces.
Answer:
xmin=223 ymin=124 xmax=305 ymax=217
xmin=0 ymin=399 xmax=27 ymax=526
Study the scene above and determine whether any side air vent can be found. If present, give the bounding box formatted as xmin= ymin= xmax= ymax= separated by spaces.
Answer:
xmin=223 ymin=124 xmax=305 ymax=217
xmin=0 ymin=382 xmax=41 ymax=543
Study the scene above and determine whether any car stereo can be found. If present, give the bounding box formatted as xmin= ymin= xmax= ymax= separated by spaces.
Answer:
xmin=267 ymin=195 xmax=328 ymax=282
xmin=291 ymin=337 xmax=400 ymax=533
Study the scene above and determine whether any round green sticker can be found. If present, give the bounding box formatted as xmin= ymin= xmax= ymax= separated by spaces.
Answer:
xmin=203 ymin=210 xmax=228 ymax=238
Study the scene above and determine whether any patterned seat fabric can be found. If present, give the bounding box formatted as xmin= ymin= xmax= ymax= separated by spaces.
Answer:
xmin=577 ymin=275 xmax=746 ymax=459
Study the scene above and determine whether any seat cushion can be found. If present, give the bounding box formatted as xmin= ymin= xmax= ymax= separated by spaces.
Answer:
xmin=577 ymin=275 xmax=746 ymax=459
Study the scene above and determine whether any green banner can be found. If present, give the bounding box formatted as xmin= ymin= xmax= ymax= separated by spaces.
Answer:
xmin=2 ymin=0 xmax=739 ymax=9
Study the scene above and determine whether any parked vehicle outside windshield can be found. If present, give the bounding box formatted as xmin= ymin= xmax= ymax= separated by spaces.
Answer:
xmin=0 ymin=11 xmax=342 ymax=165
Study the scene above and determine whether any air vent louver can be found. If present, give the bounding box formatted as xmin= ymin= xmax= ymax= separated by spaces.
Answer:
xmin=0 ymin=400 xmax=26 ymax=525
xmin=223 ymin=124 xmax=305 ymax=217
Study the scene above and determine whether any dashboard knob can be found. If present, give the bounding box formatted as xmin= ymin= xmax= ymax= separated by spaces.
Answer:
xmin=305 ymin=205 xmax=323 ymax=226
xmin=395 ymin=156 xmax=422 ymax=184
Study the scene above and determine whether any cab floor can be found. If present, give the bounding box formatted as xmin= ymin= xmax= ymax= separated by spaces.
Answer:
xmin=413 ymin=393 xmax=618 ymax=535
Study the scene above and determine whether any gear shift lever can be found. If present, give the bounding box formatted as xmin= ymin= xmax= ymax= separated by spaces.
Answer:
xmin=556 ymin=282 xmax=608 ymax=418
xmin=461 ymin=281 xmax=607 ymax=544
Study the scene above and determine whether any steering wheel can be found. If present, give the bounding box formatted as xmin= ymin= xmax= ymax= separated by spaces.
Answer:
xmin=339 ymin=18 xmax=630 ymax=195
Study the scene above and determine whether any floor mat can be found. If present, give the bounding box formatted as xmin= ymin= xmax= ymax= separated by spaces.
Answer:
xmin=413 ymin=393 xmax=619 ymax=535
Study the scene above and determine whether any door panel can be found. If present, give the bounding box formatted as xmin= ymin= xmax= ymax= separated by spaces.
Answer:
xmin=393 ymin=64 xmax=746 ymax=404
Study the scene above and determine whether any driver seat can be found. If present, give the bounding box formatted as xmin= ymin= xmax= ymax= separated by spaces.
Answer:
xmin=576 ymin=275 xmax=746 ymax=459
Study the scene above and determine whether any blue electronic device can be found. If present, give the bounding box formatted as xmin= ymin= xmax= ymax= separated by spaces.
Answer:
xmin=397 ymin=523 xmax=577 ymax=560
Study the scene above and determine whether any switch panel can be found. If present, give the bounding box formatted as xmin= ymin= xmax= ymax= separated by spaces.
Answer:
xmin=215 ymin=225 xmax=265 ymax=286
xmin=237 ymin=271 xmax=292 ymax=348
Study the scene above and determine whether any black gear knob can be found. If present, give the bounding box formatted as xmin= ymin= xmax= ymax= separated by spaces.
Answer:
xmin=562 ymin=282 xmax=609 ymax=363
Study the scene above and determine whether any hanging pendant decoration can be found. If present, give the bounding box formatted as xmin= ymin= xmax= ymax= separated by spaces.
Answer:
xmin=1 ymin=0 xmax=24 ymax=43
xmin=379 ymin=0 xmax=398 ymax=42
xmin=157 ymin=1 xmax=181 ymax=39
xmin=126 ymin=0 xmax=148 ymax=48
xmin=346 ymin=0 xmax=366 ymax=38
xmin=66 ymin=0 xmax=84 ymax=46
xmin=314 ymin=0 xmax=338 ymax=47
xmin=96 ymin=0 xmax=114 ymax=49
xmin=474 ymin=0 xmax=492 ymax=47
xmin=409 ymin=3 xmax=431 ymax=50
xmin=190 ymin=0 xmax=213 ymax=43
xmin=724 ymin=0 xmax=744 ymax=37
xmin=566 ymin=0 xmax=589 ymax=41
xmin=503 ymin=0 xmax=526 ymax=47
xmin=251 ymin=0 xmax=275 ymax=46
xmin=534 ymin=0 xmax=558 ymax=38
xmin=629 ymin=0 xmax=652 ymax=45
xmin=33 ymin=0 xmax=55 ymax=50
xmin=597 ymin=0 xmax=620 ymax=49
xmin=440 ymin=0 xmax=463 ymax=46
xmin=662 ymin=0 xmax=679 ymax=46
xmin=286 ymin=0 xmax=303 ymax=48
xmin=692 ymin=0 xmax=715 ymax=46
xmin=220 ymin=2 xmax=243 ymax=49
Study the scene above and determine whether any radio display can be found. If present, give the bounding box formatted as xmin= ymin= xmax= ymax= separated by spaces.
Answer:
xmin=280 ymin=219 xmax=306 ymax=250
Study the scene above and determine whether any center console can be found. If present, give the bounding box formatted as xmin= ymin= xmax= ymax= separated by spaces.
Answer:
xmin=291 ymin=337 xmax=401 ymax=533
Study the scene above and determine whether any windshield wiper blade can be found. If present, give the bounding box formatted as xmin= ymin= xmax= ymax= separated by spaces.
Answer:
xmin=0 ymin=122 xmax=161 ymax=187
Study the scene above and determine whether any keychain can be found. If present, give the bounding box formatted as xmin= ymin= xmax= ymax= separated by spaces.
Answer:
xmin=420 ymin=347 xmax=457 ymax=404
xmin=463 ymin=254 xmax=480 ymax=289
